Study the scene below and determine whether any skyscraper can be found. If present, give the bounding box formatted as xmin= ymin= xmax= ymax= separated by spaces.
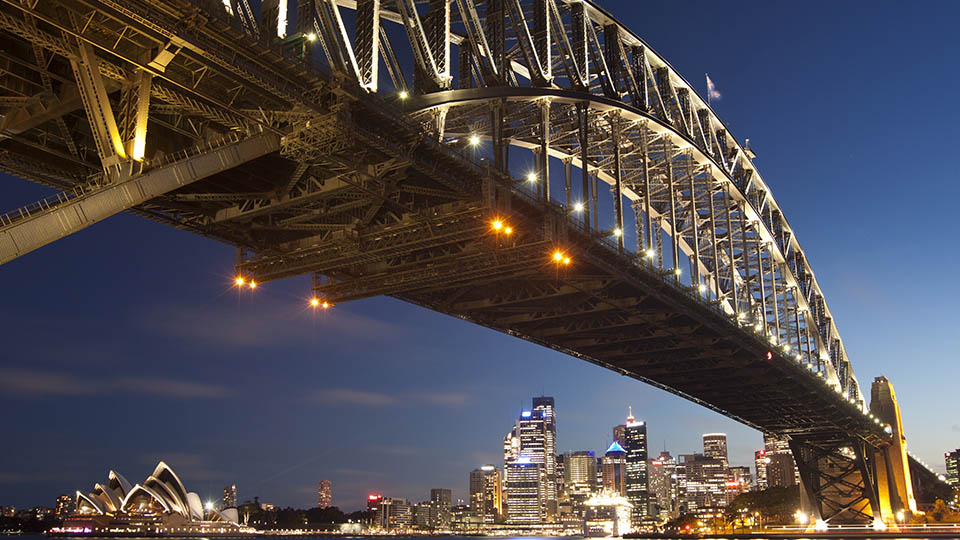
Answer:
xmin=469 ymin=466 xmax=502 ymax=523
xmin=317 ymin=480 xmax=332 ymax=509
xmin=430 ymin=488 xmax=452 ymax=527
xmin=946 ymin=449 xmax=959 ymax=486
xmin=647 ymin=451 xmax=676 ymax=519
xmin=702 ymin=433 xmax=728 ymax=468
xmin=622 ymin=407 xmax=648 ymax=523
xmin=763 ymin=434 xmax=799 ymax=487
xmin=613 ymin=425 xmax=626 ymax=446
xmin=601 ymin=442 xmax=627 ymax=495
xmin=754 ymin=449 xmax=770 ymax=490
xmin=563 ymin=451 xmax=597 ymax=494
xmin=503 ymin=397 xmax=557 ymax=521
xmin=222 ymin=484 xmax=237 ymax=509
xmin=678 ymin=454 xmax=727 ymax=514
xmin=505 ymin=458 xmax=543 ymax=524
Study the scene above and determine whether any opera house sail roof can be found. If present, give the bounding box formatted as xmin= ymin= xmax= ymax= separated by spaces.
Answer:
xmin=53 ymin=461 xmax=252 ymax=537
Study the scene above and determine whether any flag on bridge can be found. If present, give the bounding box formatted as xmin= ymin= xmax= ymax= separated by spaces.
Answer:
xmin=706 ymin=74 xmax=722 ymax=102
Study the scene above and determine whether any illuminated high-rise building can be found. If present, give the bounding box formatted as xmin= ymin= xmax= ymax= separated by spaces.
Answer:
xmin=946 ymin=449 xmax=960 ymax=487
xmin=613 ymin=425 xmax=626 ymax=446
xmin=367 ymin=494 xmax=383 ymax=512
xmin=601 ymin=442 xmax=627 ymax=496
xmin=469 ymin=466 xmax=502 ymax=523
xmin=317 ymin=480 xmax=332 ymax=509
xmin=503 ymin=397 xmax=557 ymax=521
xmin=702 ymin=433 xmax=728 ymax=468
xmin=678 ymin=453 xmax=726 ymax=513
xmin=754 ymin=449 xmax=770 ymax=490
xmin=222 ymin=484 xmax=237 ymax=509
xmin=505 ymin=458 xmax=543 ymax=524
xmin=763 ymin=434 xmax=799 ymax=487
xmin=647 ymin=452 xmax=676 ymax=519
xmin=622 ymin=407 xmax=648 ymax=523
xmin=563 ymin=451 xmax=597 ymax=494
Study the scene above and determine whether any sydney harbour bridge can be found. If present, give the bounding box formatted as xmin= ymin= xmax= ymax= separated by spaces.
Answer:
xmin=0 ymin=0 xmax=951 ymax=527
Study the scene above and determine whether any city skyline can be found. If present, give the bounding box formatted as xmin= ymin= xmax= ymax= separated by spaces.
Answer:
xmin=2 ymin=0 xmax=959 ymax=518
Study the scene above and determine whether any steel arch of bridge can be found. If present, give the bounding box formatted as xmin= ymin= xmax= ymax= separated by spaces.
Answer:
xmin=317 ymin=0 xmax=865 ymax=407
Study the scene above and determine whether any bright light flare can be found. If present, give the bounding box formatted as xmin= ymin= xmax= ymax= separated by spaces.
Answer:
xmin=468 ymin=134 xmax=480 ymax=146
xmin=613 ymin=228 xmax=622 ymax=237
xmin=249 ymin=280 xmax=257 ymax=289
xmin=645 ymin=249 xmax=655 ymax=258
xmin=553 ymin=251 xmax=563 ymax=262
xmin=574 ymin=202 xmax=584 ymax=212
xmin=322 ymin=301 xmax=330 ymax=309
xmin=204 ymin=502 xmax=214 ymax=511
xmin=563 ymin=257 xmax=571 ymax=265
xmin=504 ymin=227 xmax=513 ymax=235
xmin=310 ymin=298 xmax=320 ymax=307
xmin=234 ymin=276 xmax=245 ymax=286
xmin=306 ymin=32 xmax=317 ymax=42
xmin=398 ymin=90 xmax=409 ymax=100
xmin=526 ymin=172 xmax=537 ymax=183
xmin=492 ymin=220 xmax=503 ymax=231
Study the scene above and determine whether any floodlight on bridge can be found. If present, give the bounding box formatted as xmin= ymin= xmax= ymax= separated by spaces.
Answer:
xmin=613 ymin=228 xmax=622 ymax=237
xmin=573 ymin=202 xmax=584 ymax=212
xmin=526 ymin=173 xmax=537 ymax=183
xmin=235 ymin=277 xmax=245 ymax=287
xmin=398 ymin=90 xmax=409 ymax=100
xmin=492 ymin=220 xmax=503 ymax=231
xmin=310 ymin=298 xmax=320 ymax=308
xmin=468 ymin=134 xmax=480 ymax=146
xmin=249 ymin=281 xmax=256 ymax=289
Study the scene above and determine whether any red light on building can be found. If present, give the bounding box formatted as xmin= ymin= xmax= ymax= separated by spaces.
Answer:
xmin=367 ymin=494 xmax=382 ymax=511
xmin=766 ymin=351 xmax=773 ymax=360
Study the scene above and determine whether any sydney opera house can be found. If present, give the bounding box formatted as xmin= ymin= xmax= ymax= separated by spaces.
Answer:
xmin=51 ymin=461 xmax=256 ymax=537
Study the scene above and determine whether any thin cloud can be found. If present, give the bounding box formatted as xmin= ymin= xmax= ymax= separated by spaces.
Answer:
xmin=0 ymin=368 xmax=231 ymax=399
xmin=141 ymin=299 xmax=399 ymax=348
xmin=0 ymin=472 xmax=29 ymax=484
xmin=306 ymin=388 xmax=470 ymax=407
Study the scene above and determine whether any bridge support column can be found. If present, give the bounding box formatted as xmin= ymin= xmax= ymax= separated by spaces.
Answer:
xmin=577 ymin=101 xmax=590 ymax=229
xmin=790 ymin=437 xmax=882 ymax=526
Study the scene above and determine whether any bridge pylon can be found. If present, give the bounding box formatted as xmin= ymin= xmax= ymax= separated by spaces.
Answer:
xmin=869 ymin=376 xmax=917 ymax=522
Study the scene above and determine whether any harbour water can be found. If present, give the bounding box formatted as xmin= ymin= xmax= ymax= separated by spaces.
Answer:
xmin=4 ymin=534 xmax=960 ymax=540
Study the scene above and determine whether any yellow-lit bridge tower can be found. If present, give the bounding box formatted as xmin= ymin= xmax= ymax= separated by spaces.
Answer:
xmin=870 ymin=376 xmax=917 ymax=524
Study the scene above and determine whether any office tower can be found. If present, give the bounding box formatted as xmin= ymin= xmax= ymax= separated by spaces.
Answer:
xmin=946 ymin=449 xmax=959 ymax=486
xmin=317 ymin=480 xmax=332 ymax=509
xmin=726 ymin=466 xmax=752 ymax=503
xmin=531 ymin=397 xmax=558 ymax=516
xmin=702 ymin=433 xmax=728 ymax=468
xmin=504 ymin=397 xmax=557 ymax=520
xmin=470 ymin=466 xmax=503 ymax=523
xmin=563 ymin=451 xmax=598 ymax=494
xmin=754 ymin=449 xmax=770 ymax=490
xmin=647 ymin=451 xmax=676 ymax=519
xmin=222 ymin=484 xmax=237 ymax=509
xmin=55 ymin=494 xmax=74 ymax=516
xmin=678 ymin=454 xmax=727 ymax=513
xmin=505 ymin=458 xmax=543 ymax=524
xmin=601 ymin=442 xmax=627 ymax=495
xmin=622 ymin=407 xmax=649 ymax=523
xmin=377 ymin=498 xmax=413 ymax=530
xmin=367 ymin=494 xmax=383 ymax=512
xmin=613 ymin=425 xmax=626 ymax=446
xmin=763 ymin=434 xmax=800 ymax=487
xmin=430 ymin=488 xmax=452 ymax=527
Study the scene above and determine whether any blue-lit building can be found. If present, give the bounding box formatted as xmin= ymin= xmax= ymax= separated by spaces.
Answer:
xmin=503 ymin=397 xmax=557 ymax=523
xmin=601 ymin=442 xmax=627 ymax=496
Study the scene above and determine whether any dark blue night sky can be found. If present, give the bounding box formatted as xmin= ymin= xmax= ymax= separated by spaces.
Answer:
xmin=2 ymin=0 xmax=958 ymax=512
